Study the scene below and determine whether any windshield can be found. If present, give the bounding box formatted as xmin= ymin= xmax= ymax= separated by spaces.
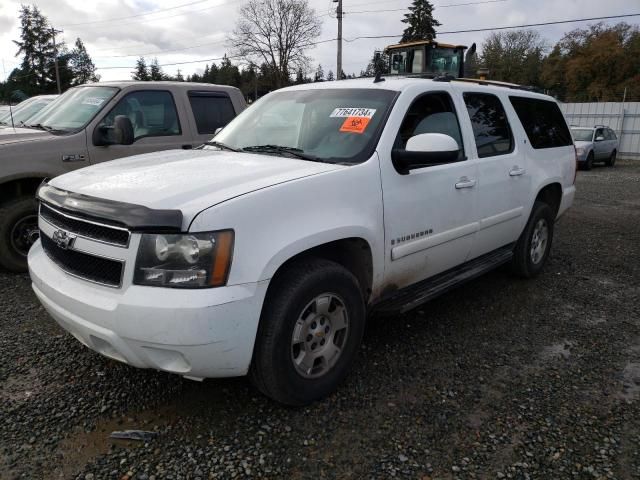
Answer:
xmin=571 ymin=128 xmax=594 ymax=142
xmin=26 ymin=86 xmax=118 ymax=131
xmin=0 ymin=97 xmax=57 ymax=126
xmin=212 ymin=88 xmax=397 ymax=163
xmin=427 ymin=47 xmax=462 ymax=76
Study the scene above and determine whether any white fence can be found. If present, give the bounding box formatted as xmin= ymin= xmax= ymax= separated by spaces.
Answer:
xmin=560 ymin=102 xmax=640 ymax=159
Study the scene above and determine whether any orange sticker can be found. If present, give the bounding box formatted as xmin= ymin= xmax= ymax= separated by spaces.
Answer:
xmin=340 ymin=116 xmax=370 ymax=134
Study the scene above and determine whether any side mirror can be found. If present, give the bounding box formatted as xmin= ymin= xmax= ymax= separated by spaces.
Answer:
xmin=113 ymin=115 xmax=134 ymax=145
xmin=595 ymin=136 xmax=604 ymax=142
xmin=392 ymin=133 xmax=460 ymax=174
xmin=214 ymin=127 xmax=223 ymax=136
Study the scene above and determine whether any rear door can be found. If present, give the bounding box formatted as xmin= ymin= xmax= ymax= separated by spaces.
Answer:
xmin=88 ymin=89 xmax=193 ymax=164
xmin=461 ymin=91 xmax=529 ymax=259
xmin=186 ymin=91 xmax=238 ymax=146
xmin=593 ymin=127 xmax=606 ymax=159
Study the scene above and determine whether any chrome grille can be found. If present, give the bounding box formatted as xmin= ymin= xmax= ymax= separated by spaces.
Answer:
xmin=40 ymin=233 xmax=124 ymax=287
xmin=40 ymin=203 xmax=130 ymax=247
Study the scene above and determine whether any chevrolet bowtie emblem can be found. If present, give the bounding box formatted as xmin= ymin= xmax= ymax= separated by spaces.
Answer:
xmin=52 ymin=229 xmax=76 ymax=250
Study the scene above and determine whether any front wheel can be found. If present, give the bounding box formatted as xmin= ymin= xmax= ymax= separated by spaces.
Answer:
xmin=511 ymin=201 xmax=555 ymax=278
xmin=0 ymin=197 xmax=39 ymax=273
xmin=583 ymin=152 xmax=594 ymax=171
xmin=250 ymin=258 xmax=365 ymax=406
xmin=606 ymin=150 xmax=617 ymax=167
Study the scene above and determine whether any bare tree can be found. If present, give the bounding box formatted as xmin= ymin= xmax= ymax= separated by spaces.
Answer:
xmin=229 ymin=0 xmax=321 ymax=88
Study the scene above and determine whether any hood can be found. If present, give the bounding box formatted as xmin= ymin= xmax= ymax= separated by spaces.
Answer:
xmin=574 ymin=140 xmax=593 ymax=150
xmin=50 ymin=149 xmax=344 ymax=224
xmin=0 ymin=126 xmax=54 ymax=145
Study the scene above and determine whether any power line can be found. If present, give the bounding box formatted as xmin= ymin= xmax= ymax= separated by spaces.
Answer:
xmin=59 ymin=0 xmax=212 ymax=27
xmin=343 ymin=12 xmax=640 ymax=41
xmin=94 ymin=38 xmax=227 ymax=58
xmin=346 ymin=0 xmax=508 ymax=14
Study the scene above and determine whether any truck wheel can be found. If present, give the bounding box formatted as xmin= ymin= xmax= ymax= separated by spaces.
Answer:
xmin=511 ymin=201 xmax=554 ymax=279
xmin=583 ymin=152 xmax=594 ymax=170
xmin=250 ymin=258 xmax=365 ymax=406
xmin=0 ymin=197 xmax=39 ymax=273
xmin=605 ymin=150 xmax=616 ymax=167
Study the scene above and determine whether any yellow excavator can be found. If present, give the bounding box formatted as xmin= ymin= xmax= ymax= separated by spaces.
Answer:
xmin=384 ymin=40 xmax=476 ymax=78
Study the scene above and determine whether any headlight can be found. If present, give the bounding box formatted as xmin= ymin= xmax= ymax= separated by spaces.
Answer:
xmin=134 ymin=230 xmax=234 ymax=288
xmin=576 ymin=147 xmax=585 ymax=156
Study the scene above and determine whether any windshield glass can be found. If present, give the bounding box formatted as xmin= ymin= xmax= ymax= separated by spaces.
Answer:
xmin=571 ymin=128 xmax=594 ymax=142
xmin=26 ymin=86 xmax=118 ymax=131
xmin=427 ymin=47 xmax=462 ymax=76
xmin=212 ymin=88 xmax=397 ymax=163
xmin=0 ymin=97 xmax=57 ymax=126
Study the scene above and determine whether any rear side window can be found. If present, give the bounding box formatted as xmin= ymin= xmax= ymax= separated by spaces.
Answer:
xmin=463 ymin=93 xmax=514 ymax=158
xmin=509 ymin=96 xmax=572 ymax=149
xmin=188 ymin=92 xmax=236 ymax=135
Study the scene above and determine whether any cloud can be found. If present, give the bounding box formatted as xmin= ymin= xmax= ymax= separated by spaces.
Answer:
xmin=0 ymin=0 xmax=638 ymax=82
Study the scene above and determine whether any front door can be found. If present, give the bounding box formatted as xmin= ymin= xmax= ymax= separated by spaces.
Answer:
xmin=379 ymin=90 xmax=479 ymax=290
xmin=88 ymin=89 xmax=193 ymax=164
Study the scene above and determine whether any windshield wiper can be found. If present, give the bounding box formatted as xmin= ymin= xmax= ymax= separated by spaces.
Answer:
xmin=202 ymin=140 xmax=238 ymax=152
xmin=25 ymin=123 xmax=64 ymax=133
xmin=242 ymin=145 xmax=322 ymax=162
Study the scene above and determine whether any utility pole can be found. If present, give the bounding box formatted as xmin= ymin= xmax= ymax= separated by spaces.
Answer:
xmin=51 ymin=27 xmax=63 ymax=94
xmin=333 ymin=0 xmax=343 ymax=80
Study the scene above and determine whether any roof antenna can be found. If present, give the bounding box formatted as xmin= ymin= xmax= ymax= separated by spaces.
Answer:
xmin=373 ymin=51 xmax=385 ymax=83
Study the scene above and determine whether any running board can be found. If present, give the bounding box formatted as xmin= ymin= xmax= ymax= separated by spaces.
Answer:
xmin=373 ymin=244 xmax=514 ymax=315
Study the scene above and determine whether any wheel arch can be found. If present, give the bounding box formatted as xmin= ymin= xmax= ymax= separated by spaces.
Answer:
xmin=0 ymin=174 xmax=48 ymax=205
xmin=261 ymin=232 xmax=375 ymax=304
xmin=534 ymin=181 xmax=563 ymax=218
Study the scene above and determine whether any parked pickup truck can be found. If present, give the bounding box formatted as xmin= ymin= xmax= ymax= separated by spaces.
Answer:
xmin=28 ymin=77 xmax=576 ymax=405
xmin=0 ymin=81 xmax=246 ymax=272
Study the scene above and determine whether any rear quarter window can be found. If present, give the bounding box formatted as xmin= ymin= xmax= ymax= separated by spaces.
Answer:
xmin=509 ymin=96 xmax=573 ymax=149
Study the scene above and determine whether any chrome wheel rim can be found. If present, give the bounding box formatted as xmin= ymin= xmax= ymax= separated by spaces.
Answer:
xmin=10 ymin=214 xmax=39 ymax=257
xmin=530 ymin=218 xmax=548 ymax=265
xmin=291 ymin=293 xmax=349 ymax=379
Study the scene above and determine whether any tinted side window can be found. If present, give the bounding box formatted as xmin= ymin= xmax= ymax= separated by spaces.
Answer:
xmin=463 ymin=93 xmax=513 ymax=158
xmin=510 ymin=96 xmax=572 ymax=149
xmin=100 ymin=90 xmax=181 ymax=141
xmin=609 ymin=129 xmax=617 ymax=140
xmin=188 ymin=93 xmax=236 ymax=135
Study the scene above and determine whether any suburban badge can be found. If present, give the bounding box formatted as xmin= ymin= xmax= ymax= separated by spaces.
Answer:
xmin=52 ymin=229 xmax=76 ymax=250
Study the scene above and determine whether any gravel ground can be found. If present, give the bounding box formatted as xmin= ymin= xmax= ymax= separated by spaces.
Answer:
xmin=1 ymin=160 xmax=639 ymax=480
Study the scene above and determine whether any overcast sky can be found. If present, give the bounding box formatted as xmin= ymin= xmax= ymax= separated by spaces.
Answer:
xmin=0 ymin=0 xmax=638 ymax=82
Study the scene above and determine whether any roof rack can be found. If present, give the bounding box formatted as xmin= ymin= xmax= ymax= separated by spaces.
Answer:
xmin=452 ymin=77 xmax=543 ymax=93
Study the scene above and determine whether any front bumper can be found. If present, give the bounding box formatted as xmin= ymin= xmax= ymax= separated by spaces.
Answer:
xmin=29 ymin=240 xmax=269 ymax=378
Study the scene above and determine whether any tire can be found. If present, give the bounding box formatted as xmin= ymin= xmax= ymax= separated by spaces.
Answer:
xmin=511 ymin=201 xmax=555 ymax=279
xmin=605 ymin=150 xmax=616 ymax=167
xmin=250 ymin=258 xmax=365 ymax=406
xmin=583 ymin=152 xmax=594 ymax=171
xmin=0 ymin=196 xmax=39 ymax=273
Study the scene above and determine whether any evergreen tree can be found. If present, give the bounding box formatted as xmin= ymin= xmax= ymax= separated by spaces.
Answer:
xmin=314 ymin=64 xmax=324 ymax=82
xmin=149 ymin=58 xmax=165 ymax=81
xmin=175 ymin=69 xmax=184 ymax=81
xmin=294 ymin=68 xmax=305 ymax=84
xmin=326 ymin=70 xmax=335 ymax=81
xmin=13 ymin=5 xmax=59 ymax=94
xmin=69 ymin=38 xmax=99 ymax=85
xmin=132 ymin=57 xmax=149 ymax=81
xmin=218 ymin=55 xmax=240 ymax=86
xmin=401 ymin=0 xmax=440 ymax=43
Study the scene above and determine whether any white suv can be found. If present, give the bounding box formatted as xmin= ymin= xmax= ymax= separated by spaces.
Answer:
xmin=28 ymin=77 xmax=576 ymax=405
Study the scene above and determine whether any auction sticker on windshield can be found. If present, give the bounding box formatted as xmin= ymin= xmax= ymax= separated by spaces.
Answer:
xmin=82 ymin=97 xmax=107 ymax=106
xmin=330 ymin=108 xmax=376 ymax=118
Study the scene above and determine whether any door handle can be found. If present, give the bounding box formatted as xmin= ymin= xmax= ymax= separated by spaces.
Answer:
xmin=455 ymin=177 xmax=476 ymax=189
xmin=182 ymin=144 xmax=193 ymax=150
xmin=509 ymin=166 xmax=526 ymax=176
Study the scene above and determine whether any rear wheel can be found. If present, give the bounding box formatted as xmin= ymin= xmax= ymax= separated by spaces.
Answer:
xmin=605 ymin=150 xmax=617 ymax=167
xmin=250 ymin=258 xmax=365 ymax=406
xmin=583 ymin=152 xmax=594 ymax=171
xmin=511 ymin=201 xmax=554 ymax=279
xmin=0 ymin=197 xmax=39 ymax=273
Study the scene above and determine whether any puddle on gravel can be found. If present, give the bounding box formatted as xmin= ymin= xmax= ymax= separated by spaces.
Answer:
xmin=0 ymin=368 xmax=45 ymax=402
xmin=540 ymin=341 xmax=574 ymax=361
xmin=51 ymin=408 xmax=170 ymax=479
